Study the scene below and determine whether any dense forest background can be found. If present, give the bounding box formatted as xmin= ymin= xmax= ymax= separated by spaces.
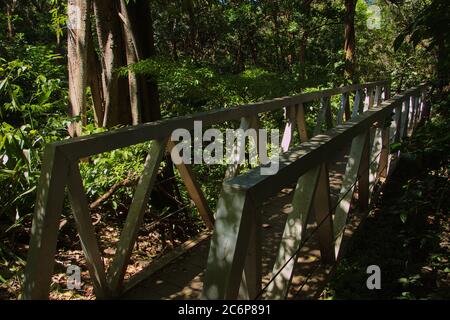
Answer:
xmin=0 ymin=0 xmax=449 ymax=299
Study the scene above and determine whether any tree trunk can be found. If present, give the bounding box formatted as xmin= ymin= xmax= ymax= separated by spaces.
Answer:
xmin=344 ymin=0 xmax=357 ymax=120
xmin=6 ymin=0 xmax=16 ymax=39
xmin=67 ymin=0 xmax=90 ymax=137
xmin=344 ymin=0 xmax=357 ymax=85
xmin=93 ymin=0 xmax=130 ymax=127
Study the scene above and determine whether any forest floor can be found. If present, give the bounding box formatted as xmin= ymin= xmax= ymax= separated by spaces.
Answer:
xmin=0 ymin=204 xmax=203 ymax=300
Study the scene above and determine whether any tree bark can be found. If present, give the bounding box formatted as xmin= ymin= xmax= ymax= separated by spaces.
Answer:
xmin=93 ymin=0 xmax=130 ymax=127
xmin=344 ymin=0 xmax=357 ymax=120
xmin=67 ymin=0 xmax=90 ymax=137
xmin=344 ymin=0 xmax=357 ymax=85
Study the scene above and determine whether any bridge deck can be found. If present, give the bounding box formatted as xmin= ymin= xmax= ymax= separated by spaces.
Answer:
xmin=122 ymin=148 xmax=367 ymax=300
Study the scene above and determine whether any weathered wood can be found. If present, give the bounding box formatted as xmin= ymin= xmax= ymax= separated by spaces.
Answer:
xmin=324 ymin=97 xmax=333 ymax=130
xmin=168 ymin=141 xmax=215 ymax=230
xmin=239 ymin=206 xmax=262 ymax=299
xmin=23 ymin=146 xmax=69 ymax=299
xmin=352 ymin=90 xmax=362 ymax=118
xmin=281 ymin=106 xmax=296 ymax=152
xmin=67 ymin=163 xmax=109 ymax=298
xmin=357 ymin=132 xmax=370 ymax=212
xmin=313 ymin=164 xmax=335 ymax=264
xmin=378 ymin=126 xmax=390 ymax=179
xmin=54 ymin=81 xmax=390 ymax=160
xmin=374 ymin=85 xmax=382 ymax=107
xmin=337 ymin=93 xmax=348 ymax=125
xmin=202 ymin=187 xmax=255 ymax=299
xmin=333 ymin=131 xmax=369 ymax=257
xmin=369 ymin=126 xmax=383 ymax=195
xmin=266 ymin=165 xmax=322 ymax=299
xmin=368 ymin=87 xmax=375 ymax=109
xmin=295 ymin=103 xmax=309 ymax=142
xmin=401 ymin=98 xmax=410 ymax=138
xmin=108 ymin=139 xmax=167 ymax=295
xmin=314 ymin=97 xmax=331 ymax=135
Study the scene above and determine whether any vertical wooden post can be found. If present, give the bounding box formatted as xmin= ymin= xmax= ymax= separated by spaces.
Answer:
xmin=295 ymin=103 xmax=309 ymax=142
xmin=313 ymin=164 xmax=335 ymax=264
xmin=281 ymin=106 xmax=296 ymax=152
xmin=358 ymin=131 xmax=370 ymax=212
xmin=401 ymin=98 xmax=410 ymax=138
xmin=67 ymin=163 xmax=109 ymax=298
xmin=378 ymin=124 xmax=390 ymax=179
xmin=239 ymin=206 xmax=262 ymax=299
xmin=108 ymin=139 xmax=167 ymax=295
xmin=168 ymin=141 xmax=215 ymax=230
xmin=266 ymin=165 xmax=322 ymax=299
xmin=352 ymin=90 xmax=362 ymax=118
xmin=23 ymin=146 xmax=69 ymax=299
xmin=333 ymin=131 xmax=370 ymax=257
xmin=202 ymin=187 xmax=254 ymax=300
xmin=374 ymin=85 xmax=381 ymax=107
xmin=337 ymin=93 xmax=348 ymax=125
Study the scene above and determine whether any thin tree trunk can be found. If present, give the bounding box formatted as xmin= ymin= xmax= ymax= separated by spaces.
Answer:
xmin=119 ymin=0 xmax=142 ymax=125
xmin=86 ymin=14 xmax=105 ymax=126
xmin=67 ymin=0 xmax=90 ymax=137
xmin=344 ymin=0 xmax=357 ymax=120
xmin=6 ymin=1 xmax=16 ymax=38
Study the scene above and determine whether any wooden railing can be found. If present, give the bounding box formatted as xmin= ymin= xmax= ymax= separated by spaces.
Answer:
xmin=23 ymin=80 xmax=394 ymax=299
xmin=202 ymin=83 xmax=428 ymax=300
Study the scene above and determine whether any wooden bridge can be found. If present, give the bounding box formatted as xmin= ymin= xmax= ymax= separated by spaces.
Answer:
xmin=22 ymin=80 xmax=429 ymax=300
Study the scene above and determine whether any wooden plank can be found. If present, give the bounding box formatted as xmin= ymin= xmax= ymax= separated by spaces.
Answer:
xmin=295 ymin=103 xmax=309 ymax=142
xmin=167 ymin=141 xmax=215 ymax=230
xmin=357 ymin=131 xmax=370 ymax=212
xmin=393 ymin=104 xmax=403 ymax=143
xmin=54 ymin=81 xmax=392 ymax=160
xmin=333 ymin=131 xmax=369 ymax=257
xmin=337 ymin=93 xmax=348 ymax=125
xmin=239 ymin=205 xmax=262 ymax=299
xmin=378 ymin=126 xmax=390 ymax=179
xmin=401 ymin=98 xmax=410 ymax=138
xmin=314 ymin=97 xmax=331 ymax=135
xmin=23 ymin=146 xmax=69 ymax=299
xmin=202 ymin=187 xmax=255 ymax=299
xmin=324 ymin=97 xmax=333 ymax=130
xmin=67 ymin=163 xmax=109 ymax=298
xmin=281 ymin=106 xmax=296 ymax=152
xmin=369 ymin=126 xmax=383 ymax=195
xmin=351 ymin=90 xmax=361 ymax=118
xmin=368 ymin=87 xmax=375 ymax=109
xmin=107 ymin=139 xmax=167 ymax=295
xmin=266 ymin=165 xmax=322 ymax=299
xmin=313 ymin=164 xmax=335 ymax=264
xmin=374 ymin=85 xmax=382 ymax=106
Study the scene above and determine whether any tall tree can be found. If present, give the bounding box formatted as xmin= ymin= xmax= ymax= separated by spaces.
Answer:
xmin=343 ymin=0 xmax=357 ymax=120
xmin=67 ymin=0 xmax=90 ymax=137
